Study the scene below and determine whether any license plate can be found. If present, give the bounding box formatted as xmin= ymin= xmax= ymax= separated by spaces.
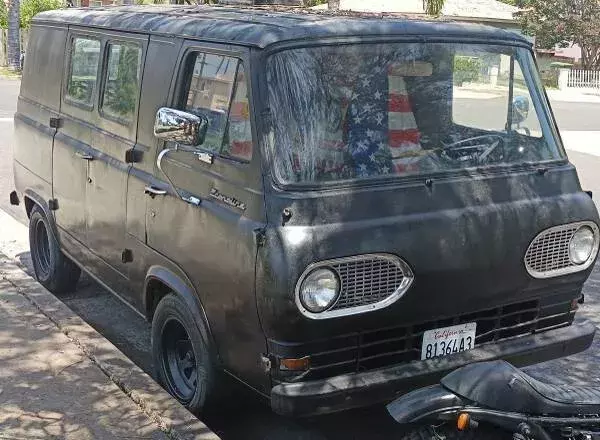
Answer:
xmin=421 ymin=322 xmax=476 ymax=360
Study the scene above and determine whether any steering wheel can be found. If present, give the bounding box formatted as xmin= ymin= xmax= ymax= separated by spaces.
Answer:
xmin=441 ymin=134 xmax=505 ymax=165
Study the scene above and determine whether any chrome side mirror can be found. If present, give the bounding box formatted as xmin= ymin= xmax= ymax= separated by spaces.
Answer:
xmin=512 ymin=95 xmax=530 ymax=125
xmin=153 ymin=107 xmax=208 ymax=146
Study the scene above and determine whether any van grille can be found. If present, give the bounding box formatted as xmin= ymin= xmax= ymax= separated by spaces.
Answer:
xmin=272 ymin=296 xmax=575 ymax=382
xmin=296 ymin=254 xmax=413 ymax=319
xmin=524 ymin=222 xmax=599 ymax=278
xmin=525 ymin=225 xmax=579 ymax=275
xmin=331 ymin=257 xmax=407 ymax=310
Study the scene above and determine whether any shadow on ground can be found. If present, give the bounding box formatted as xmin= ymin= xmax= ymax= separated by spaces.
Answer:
xmin=10 ymin=249 xmax=600 ymax=440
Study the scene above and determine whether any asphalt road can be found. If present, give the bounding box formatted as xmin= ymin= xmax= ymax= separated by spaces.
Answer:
xmin=1 ymin=76 xmax=600 ymax=439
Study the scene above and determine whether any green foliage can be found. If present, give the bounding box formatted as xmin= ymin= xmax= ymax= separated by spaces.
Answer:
xmin=540 ymin=69 xmax=559 ymax=89
xmin=20 ymin=0 xmax=62 ymax=29
xmin=0 ymin=1 xmax=7 ymax=28
xmin=517 ymin=0 xmax=600 ymax=69
xmin=423 ymin=0 xmax=444 ymax=15
xmin=453 ymin=56 xmax=483 ymax=86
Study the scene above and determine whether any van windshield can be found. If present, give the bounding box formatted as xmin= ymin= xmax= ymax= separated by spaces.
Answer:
xmin=266 ymin=43 xmax=564 ymax=185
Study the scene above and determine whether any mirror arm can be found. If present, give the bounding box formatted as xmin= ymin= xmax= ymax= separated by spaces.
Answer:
xmin=156 ymin=147 xmax=201 ymax=207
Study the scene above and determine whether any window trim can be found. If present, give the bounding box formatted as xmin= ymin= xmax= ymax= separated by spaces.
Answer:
xmin=98 ymin=40 xmax=143 ymax=127
xmin=177 ymin=49 xmax=253 ymax=164
xmin=63 ymin=35 xmax=102 ymax=111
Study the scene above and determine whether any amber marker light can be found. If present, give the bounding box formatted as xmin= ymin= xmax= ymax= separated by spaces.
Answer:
xmin=279 ymin=356 xmax=311 ymax=371
xmin=457 ymin=413 xmax=470 ymax=431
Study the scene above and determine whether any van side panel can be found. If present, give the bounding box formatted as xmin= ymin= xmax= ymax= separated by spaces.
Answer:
xmin=126 ymin=35 xmax=182 ymax=306
xmin=14 ymin=24 xmax=66 ymax=204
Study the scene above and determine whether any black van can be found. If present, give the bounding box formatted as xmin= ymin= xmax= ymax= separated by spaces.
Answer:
xmin=11 ymin=5 xmax=599 ymax=417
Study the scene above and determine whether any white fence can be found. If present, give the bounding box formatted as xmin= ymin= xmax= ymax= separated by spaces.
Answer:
xmin=567 ymin=69 xmax=600 ymax=89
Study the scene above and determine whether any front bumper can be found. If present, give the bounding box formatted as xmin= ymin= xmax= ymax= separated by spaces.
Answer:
xmin=271 ymin=319 xmax=596 ymax=417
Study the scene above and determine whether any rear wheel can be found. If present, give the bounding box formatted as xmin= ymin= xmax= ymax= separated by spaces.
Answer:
xmin=29 ymin=205 xmax=81 ymax=294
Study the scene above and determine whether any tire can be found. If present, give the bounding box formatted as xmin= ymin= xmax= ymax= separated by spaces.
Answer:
xmin=152 ymin=293 xmax=223 ymax=415
xmin=400 ymin=424 xmax=509 ymax=440
xmin=29 ymin=205 xmax=81 ymax=294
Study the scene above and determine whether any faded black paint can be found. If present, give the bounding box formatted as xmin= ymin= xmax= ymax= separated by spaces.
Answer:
xmin=12 ymin=5 xmax=600 ymax=416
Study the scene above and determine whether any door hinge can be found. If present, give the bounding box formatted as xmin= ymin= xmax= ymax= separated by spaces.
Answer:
xmin=49 ymin=117 xmax=62 ymax=129
xmin=125 ymin=148 xmax=141 ymax=163
xmin=254 ymin=227 xmax=267 ymax=248
xmin=48 ymin=199 xmax=59 ymax=211
xmin=121 ymin=249 xmax=133 ymax=264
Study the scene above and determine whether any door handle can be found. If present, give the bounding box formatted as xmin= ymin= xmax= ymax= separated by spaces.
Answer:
xmin=144 ymin=186 xmax=167 ymax=196
xmin=76 ymin=151 xmax=94 ymax=160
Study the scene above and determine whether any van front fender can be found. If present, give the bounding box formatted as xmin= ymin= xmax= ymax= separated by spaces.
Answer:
xmin=144 ymin=265 xmax=218 ymax=362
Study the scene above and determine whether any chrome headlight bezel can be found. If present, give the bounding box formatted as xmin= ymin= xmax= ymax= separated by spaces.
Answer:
xmin=525 ymin=221 xmax=600 ymax=279
xmin=295 ymin=254 xmax=414 ymax=320
xmin=569 ymin=225 xmax=596 ymax=265
xmin=297 ymin=268 xmax=341 ymax=313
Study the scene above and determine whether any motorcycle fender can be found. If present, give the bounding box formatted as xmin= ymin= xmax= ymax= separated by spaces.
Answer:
xmin=387 ymin=385 xmax=464 ymax=424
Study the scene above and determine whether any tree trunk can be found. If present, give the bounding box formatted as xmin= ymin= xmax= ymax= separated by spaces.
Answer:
xmin=7 ymin=0 xmax=20 ymax=71
xmin=328 ymin=0 xmax=339 ymax=10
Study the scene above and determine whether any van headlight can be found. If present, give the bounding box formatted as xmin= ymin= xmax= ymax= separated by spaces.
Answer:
xmin=569 ymin=226 xmax=596 ymax=265
xmin=298 ymin=268 xmax=340 ymax=313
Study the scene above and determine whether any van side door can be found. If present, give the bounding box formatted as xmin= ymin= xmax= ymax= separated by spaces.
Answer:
xmin=144 ymin=43 xmax=269 ymax=389
xmin=85 ymin=32 xmax=148 ymax=295
xmin=53 ymin=32 xmax=102 ymax=245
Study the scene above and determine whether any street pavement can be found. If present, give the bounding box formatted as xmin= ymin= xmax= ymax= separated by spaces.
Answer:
xmin=1 ymin=75 xmax=600 ymax=438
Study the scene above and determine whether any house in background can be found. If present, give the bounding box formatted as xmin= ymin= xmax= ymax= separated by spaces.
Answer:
xmin=313 ymin=0 xmax=522 ymax=34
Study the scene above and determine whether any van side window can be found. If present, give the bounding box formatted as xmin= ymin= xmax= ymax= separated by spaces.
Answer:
xmin=183 ymin=53 xmax=252 ymax=161
xmin=101 ymin=42 xmax=142 ymax=124
xmin=66 ymin=37 xmax=101 ymax=106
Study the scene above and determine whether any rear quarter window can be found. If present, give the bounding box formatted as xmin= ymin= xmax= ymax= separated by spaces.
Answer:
xmin=100 ymin=42 xmax=142 ymax=124
xmin=66 ymin=37 xmax=101 ymax=106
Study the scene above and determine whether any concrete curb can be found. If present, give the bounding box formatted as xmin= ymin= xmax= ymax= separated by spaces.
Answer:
xmin=0 ymin=253 xmax=220 ymax=440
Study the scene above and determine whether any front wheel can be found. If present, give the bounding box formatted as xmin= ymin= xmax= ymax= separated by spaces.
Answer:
xmin=29 ymin=205 xmax=81 ymax=294
xmin=151 ymin=294 xmax=225 ymax=415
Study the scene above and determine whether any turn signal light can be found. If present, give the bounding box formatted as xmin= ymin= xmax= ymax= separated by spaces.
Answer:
xmin=457 ymin=413 xmax=470 ymax=431
xmin=279 ymin=356 xmax=311 ymax=371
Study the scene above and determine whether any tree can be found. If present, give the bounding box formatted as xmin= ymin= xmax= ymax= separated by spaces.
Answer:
xmin=6 ymin=0 xmax=20 ymax=71
xmin=20 ymin=0 xmax=62 ymax=29
xmin=0 ymin=1 xmax=7 ymax=28
xmin=423 ymin=0 xmax=444 ymax=15
xmin=517 ymin=0 xmax=600 ymax=70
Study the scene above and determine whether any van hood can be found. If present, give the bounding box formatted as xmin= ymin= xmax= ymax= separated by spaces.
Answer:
xmin=256 ymin=164 xmax=599 ymax=342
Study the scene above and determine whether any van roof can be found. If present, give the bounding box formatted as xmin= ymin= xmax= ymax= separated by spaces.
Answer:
xmin=34 ymin=5 xmax=531 ymax=50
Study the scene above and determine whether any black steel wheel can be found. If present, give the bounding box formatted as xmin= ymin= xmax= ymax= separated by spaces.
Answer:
xmin=161 ymin=317 xmax=201 ymax=403
xmin=152 ymin=293 xmax=223 ymax=414
xmin=29 ymin=205 xmax=81 ymax=294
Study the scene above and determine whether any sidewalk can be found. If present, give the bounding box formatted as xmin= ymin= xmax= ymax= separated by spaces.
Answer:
xmin=546 ymin=88 xmax=600 ymax=104
xmin=0 ymin=267 xmax=168 ymax=439
xmin=0 ymin=210 xmax=219 ymax=439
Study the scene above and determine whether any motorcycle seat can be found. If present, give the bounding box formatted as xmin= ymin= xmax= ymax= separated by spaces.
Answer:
xmin=441 ymin=360 xmax=600 ymax=416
